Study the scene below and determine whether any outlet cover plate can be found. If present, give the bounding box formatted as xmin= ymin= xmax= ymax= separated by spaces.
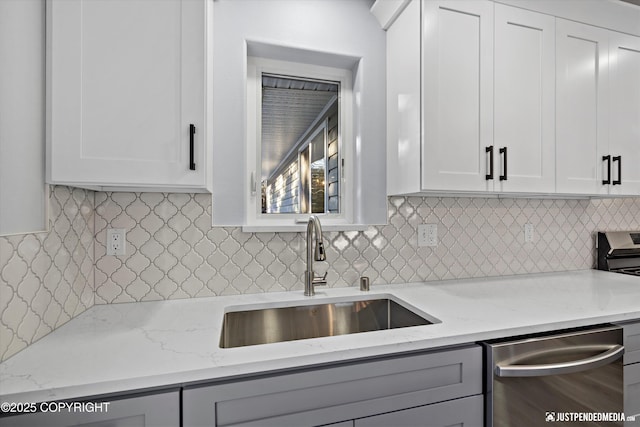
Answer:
xmin=524 ymin=223 xmax=534 ymax=243
xmin=418 ymin=224 xmax=438 ymax=247
xmin=107 ymin=228 xmax=126 ymax=256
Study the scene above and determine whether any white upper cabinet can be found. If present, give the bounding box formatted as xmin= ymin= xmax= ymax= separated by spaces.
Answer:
xmin=421 ymin=0 xmax=494 ymax=193
xmin=386 ymin=0 xmax=422 ymax=196
xmin=556 ymin=21 xmax=640 ymax=196
xmin=386 ymin=0 xmax=637 ymax=198
xmin=493 ymin=4 xmax=555 ymax=194
xmin=46 ymin=0 xmax=212 ymax=192
xmin=387 ymin=1 xmax=555 ymax=196
xmin=387 ymin=0 xmax=494 ymax=195
xmin=556 ymin=19 xmax=610 ymax=195
xmin=609 ymin=32 xmax=640 ymax=196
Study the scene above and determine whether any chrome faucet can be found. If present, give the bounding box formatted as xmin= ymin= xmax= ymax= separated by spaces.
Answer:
xmin=304 ymin=215 xmax=327 ymax=296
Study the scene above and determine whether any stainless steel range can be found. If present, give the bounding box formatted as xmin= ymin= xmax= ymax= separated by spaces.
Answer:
xmin=597 ymin=231 xmax=640 ymax=276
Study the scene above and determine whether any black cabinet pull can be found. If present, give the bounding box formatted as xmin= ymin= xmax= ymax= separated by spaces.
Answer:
xmin=612 ymin=155 xmax=621 ymax=185
xmin=499 ymin=147 xmax=507 ymax=181
xmin=189 ymin=124 xmax=196 ymax=171
xmin=485 ymin=146 xmax=494 ymax=180
xmin=602 ymin=155 xmax=611 ymax=185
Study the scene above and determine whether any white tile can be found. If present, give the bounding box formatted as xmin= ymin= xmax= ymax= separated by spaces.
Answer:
xmin=3 ymin=185 xmax=640 ymax=363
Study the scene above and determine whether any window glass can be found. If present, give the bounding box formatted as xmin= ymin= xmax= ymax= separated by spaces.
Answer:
xmin=260 ymin=74 xmax=339 ymax=215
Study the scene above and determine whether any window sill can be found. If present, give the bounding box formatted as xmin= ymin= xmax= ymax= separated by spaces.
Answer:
xmin=241 ymin=223 xmax=374 ymax=233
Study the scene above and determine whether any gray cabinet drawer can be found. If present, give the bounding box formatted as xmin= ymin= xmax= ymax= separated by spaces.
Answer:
xmin=354 ymin=394 xmax=483 ymax=427
xmin=623 ymin=321 xmax=640 ymax=365
xmin=0 ymin=391 xmax=179 ymax=427
xmin=183 ymin=345 xmax=482 ymax=427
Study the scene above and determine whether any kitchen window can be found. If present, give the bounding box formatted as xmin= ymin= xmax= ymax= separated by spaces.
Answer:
xmin=245 ymin=56 xmax=354 ymax=231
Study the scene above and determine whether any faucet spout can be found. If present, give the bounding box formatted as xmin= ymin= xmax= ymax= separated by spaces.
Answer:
xmin=305 ymin=215 xmax=327 ymax=296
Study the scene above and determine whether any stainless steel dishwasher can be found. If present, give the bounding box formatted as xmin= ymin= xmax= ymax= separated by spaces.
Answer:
xmin=484 ymin=325 xmax=625 ymax=427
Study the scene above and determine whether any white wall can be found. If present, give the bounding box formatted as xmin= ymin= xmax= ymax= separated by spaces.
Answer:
xmin=211 ymin=0 xmax=387 ymax=227
xmin=0 ymin=0 xmax=48 ymax=235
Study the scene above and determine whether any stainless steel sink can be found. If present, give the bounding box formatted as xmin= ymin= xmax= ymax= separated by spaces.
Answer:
xmin=220 ymin=297 xmax=438 ymax=348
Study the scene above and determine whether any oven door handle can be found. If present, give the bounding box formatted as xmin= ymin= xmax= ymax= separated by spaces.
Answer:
xmin=495 ymin=344 xmax=624 ymax=377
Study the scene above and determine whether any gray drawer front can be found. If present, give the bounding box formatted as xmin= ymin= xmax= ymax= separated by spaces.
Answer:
xmin=623 ymin=321 xmax=640 ymax=365
xmin=354 ymin=394 xmax=483 ymax=427
xmin=0 ymin=391 xmax=180 ymax=427
xmin=183 ymin=345 xmax=482 ymax=427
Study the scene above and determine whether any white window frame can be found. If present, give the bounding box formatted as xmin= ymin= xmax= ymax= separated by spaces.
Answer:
xmin=245 ymin=56 xmax=353 ymax=231
xmin=298 ymin=120 xmax=328 ymax=215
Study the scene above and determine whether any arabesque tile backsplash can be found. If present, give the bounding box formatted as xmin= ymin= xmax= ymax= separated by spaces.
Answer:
xmin=0 ymin=187 xmax=94 ymax=361
xmin=1 ymin=186 xmax=639 ymax=361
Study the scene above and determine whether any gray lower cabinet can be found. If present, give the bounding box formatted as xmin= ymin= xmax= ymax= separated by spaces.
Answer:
xmin=0 ymin=390 xmax=179 ymax=427
xmin=623 ymin=321 xmax=640 ymax=366
xmin=182 ymin=345 xmax=482 ymax=427
xmin=354 ymin=394 xmax=483 ymax=427
xmin=626 ymin=364 xmax=640 ymax=426
xmin=623 ymin=321 xmax=640 ymax=426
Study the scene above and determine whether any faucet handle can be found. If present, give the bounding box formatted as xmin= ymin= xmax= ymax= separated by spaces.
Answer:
xmin=313 ymin=271 xmax=328 ymax=285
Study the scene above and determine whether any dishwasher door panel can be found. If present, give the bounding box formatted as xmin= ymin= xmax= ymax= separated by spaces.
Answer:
xmin=493 ymin=361 xmax=622 ymax=427
xmin=485 ymin=326 xmax=624 ymax=427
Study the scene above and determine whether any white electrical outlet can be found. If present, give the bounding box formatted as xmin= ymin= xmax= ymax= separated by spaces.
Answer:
xmin=107 ymin=228 xmax=126 ymax=256
xmin=524 ymin=223 xmax=534 ymax=243
xmin=418 ymin=224 xmax=438 ymax=247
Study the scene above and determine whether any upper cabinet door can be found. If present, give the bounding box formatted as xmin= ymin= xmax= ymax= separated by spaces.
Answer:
xmin=609 ymin=32 xmax=640 ymax=196
xmin=421 ymin=0 xmax=494 ymax=192
xmin=494 ymin=5 xmax=555 ymax=194
xmin=47 ymin=0 xmax=210 ymax=192
xmin=556 ymin=19 xmax=610 ymax=195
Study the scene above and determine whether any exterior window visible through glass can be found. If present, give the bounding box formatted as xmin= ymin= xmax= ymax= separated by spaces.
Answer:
xmin=261 ymin=74 xmax=339 ymax=215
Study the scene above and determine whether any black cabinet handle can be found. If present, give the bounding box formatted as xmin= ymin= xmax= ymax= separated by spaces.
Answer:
xmin=602 ymin=155 xmax=611 ymax=185
xmin=485 ymin=146 xmax=494 ymax=180
xmin=499 ymin=147 xmax=507 ymax=181
xmin=612 ymin=155 xmax=621 ymax=185
xmin=189 ymin=124 xmax=196 ymax=171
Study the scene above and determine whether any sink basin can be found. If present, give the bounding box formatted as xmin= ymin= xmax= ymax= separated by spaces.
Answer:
xmin=219 ymin=296 xmax=439 ymax=348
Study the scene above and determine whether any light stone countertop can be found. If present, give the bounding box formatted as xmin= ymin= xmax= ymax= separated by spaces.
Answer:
xmin=1 ymin=270 xmax=639 ymax=403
